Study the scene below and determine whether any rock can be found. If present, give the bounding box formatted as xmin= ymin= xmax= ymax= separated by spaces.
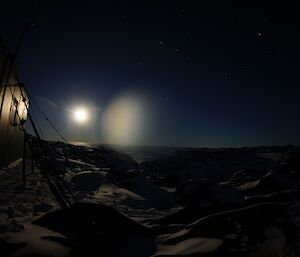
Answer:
xmin=33 ymin=202 xmax=53 ymax=213
xmin=0 ymin=215 xmax=10 ymax=233
xmin=7 ymin=206 xmax=22 ymax=218
xmin=10 ymin=220 xmax=24 ymax=232
xmin=33 ymin=202 xmax=152 ymax=256
xmin=15 ymin=203 xmax=31 ymax=216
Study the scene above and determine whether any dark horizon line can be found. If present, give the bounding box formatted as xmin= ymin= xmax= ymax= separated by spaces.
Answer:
xmin=51 ymin=138 xmax=300 ymax=150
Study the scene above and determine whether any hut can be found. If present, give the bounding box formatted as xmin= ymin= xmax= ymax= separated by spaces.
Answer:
xmin=0 ymin=38 xmax=29 ymax=168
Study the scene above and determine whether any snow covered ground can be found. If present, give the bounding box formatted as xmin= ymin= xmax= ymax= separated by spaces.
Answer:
xmin=1 ymin=139 xmax=300 ymax=256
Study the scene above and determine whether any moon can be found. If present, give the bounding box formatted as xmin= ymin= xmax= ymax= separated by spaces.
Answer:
xmin=73 ymin=108 xmax=88 ymax=123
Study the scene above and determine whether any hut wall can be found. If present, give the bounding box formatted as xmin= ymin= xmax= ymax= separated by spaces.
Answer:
xmin=0 ymin=39 xmax=29 ymax=168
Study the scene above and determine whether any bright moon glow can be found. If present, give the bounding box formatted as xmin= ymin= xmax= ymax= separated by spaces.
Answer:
xmin=73 ymin=108 xmax=88 ymax=123
xmin=102 ymin=94 xmax=146 ymax=145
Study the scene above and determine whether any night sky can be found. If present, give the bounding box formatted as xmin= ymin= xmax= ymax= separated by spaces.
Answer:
xmin=1 ymin=1 xmax=299 ymax=147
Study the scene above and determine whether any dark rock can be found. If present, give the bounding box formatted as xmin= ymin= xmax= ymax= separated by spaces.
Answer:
xmin=33 ymin=202 xmax=53 ymax=213
xmin=33 ymin=202 xmax=152 ymax=256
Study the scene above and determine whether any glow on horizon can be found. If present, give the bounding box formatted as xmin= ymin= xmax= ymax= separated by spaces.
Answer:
xmin=102 ymin=93 xmax=146 ymax=145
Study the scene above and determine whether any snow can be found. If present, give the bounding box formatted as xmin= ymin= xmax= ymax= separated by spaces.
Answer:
xmin=257 ymin=153 xmax=284 ymax=162
xmin=95 ymin=182 xmax=146 ymax=208
xmin=0 ymin=155 xmax=56 ymax=238
xmin=225 ymin=233 xmax=238 ymax=240
xmin=237 ymin=179 xmax=260 ymax=190
xmin=4 ymin=223 xmax=70 ymax=257
xmin=70 ymin=170 xmax=172 ymax=212
xmin=1 ymin=140 xmax=300 ymax=256
xmin=155 ymin=237 xmax=223 ymax=256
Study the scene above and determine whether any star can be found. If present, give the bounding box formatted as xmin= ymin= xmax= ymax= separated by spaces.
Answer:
xmin=224 ymin=72 xmax=228 ymax=80
xmin=257 ymin=32 xmax=263 ymax=37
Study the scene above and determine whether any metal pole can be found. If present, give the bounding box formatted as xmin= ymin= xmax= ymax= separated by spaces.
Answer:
xmin=0 ymin=0 xmax=43 ymax=121
xmin=22 ymin=133 xmax=26 ymax=187
xmin=28 ymin=112 xmax=42 ymax=141
xmin=31 ymin=141 xmax=34 ymax=174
